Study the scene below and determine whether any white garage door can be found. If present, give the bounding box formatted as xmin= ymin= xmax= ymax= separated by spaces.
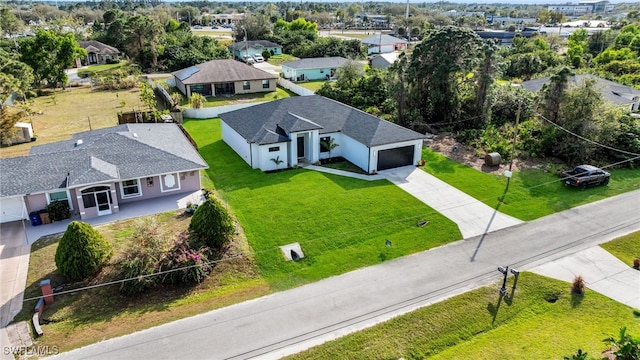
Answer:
xmin=0 ymin=197 xmax=27 ymax=223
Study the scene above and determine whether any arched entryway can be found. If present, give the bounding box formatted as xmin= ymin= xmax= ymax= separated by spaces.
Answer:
xmin=81 ymin=186 xmax=113 ymax=216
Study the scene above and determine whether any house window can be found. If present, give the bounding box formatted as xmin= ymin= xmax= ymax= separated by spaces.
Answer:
xmin=120 ymin=179 xmax=141 ymax=198
xmin=269 ymin=146 xmax=280 ymax=152
xmin=47 ymin=191 xmax=72 ymax=210
xmin=243 ymin=81 xmax=250 ymax=90
xmin=262 ymin=79 xmax=270 ymax=89
xmin=320 ymin=136 xmax=331 ymax=152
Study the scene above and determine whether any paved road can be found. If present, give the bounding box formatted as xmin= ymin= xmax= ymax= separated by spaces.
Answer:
xmin=48 ymin=190 xmax=640 ymax=360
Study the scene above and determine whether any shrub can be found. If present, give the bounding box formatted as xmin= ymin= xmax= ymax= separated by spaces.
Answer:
xmin=46 ymin=200 xmax=70 ymax=221
xmin=118 ymin=219 xmax=169 ymax=295
xmin=189 ymin=93 xmax=206 ymax=109
xmin=55 ymin=221 xmax=113 ymax=281
xmin=633 ymin=258 xmax=639 ymax=270
xmin=189 ymin=196 xmax=234 ymax=250
xmin=159 ymin=232 xmax=210 ymax=285
xmin=571 ymin=275 xmax=585 ymax=295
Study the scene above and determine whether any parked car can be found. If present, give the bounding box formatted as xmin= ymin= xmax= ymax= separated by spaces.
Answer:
xmin=241 ymin=54 xmax=255 ymax=65
xmin=252 ymin=54 xmax=264 ymax=62
xmin=193 ymin=25 xmax=202 ymax=29
xmin=559 ymin=164 xmax=610 ymax=188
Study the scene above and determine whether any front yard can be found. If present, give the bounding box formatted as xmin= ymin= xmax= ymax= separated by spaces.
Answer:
xmin=180 ymin=87 xmax=295 ymax=107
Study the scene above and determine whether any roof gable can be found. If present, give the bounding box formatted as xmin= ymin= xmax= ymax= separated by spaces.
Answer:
xmin=220 ymin=96 xmax=425 ymax=147
xmin=361 ymin=34 xmax=407 ymax=46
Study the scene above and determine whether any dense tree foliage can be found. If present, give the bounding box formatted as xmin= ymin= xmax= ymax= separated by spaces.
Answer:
xmin=189 ymin=196 xmax=235 ymax=250
xmin=55 ymin=221 xmax=113 ymax=281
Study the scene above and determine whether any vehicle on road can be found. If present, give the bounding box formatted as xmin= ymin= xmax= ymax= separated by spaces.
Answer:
xmin=560 ymin=164 xmax=610 ymax=188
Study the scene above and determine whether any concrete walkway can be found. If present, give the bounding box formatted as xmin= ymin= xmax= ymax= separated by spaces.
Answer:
xmin=531 ymin=246 xmax=640 ymax=309
xmin=380 ymin=166 xmax=524 ymax=239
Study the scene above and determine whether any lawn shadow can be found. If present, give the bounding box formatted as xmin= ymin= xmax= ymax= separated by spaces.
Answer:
xmin=471 ymin=177 xmax=510 ymax=262
xmin=487 ymin=292 xmax=505 ymax=325
xmin=571 ymin=292 xmax=585 ymax=308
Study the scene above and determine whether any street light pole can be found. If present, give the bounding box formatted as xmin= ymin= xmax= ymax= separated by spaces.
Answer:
xmin=241 ymin=26 xmax=248 ymax=61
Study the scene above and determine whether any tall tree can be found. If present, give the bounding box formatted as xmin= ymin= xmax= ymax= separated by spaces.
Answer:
xmin=387 ymin=52 xmax=411 ymax=128
xmin=540 ymin=66 xmax=572 ymax=123
xmin=0 ymin=8 xmax=23 ymax=39
xmin=407 ymin=26 xmax=483 ymax=125
xmin=18 ymin=30 xmax=85 ymax=88
xmin=125 ymin=15 xmax=163 ymax=72
xmin=475 ymin=40 xmax=501 ymax=126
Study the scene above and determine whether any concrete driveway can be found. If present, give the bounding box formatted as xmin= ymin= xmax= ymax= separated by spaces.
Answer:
xmin=380 ymin=166 xmax=523 ymax=239
xmin=253 ymin=61 xmax=280 ymax=75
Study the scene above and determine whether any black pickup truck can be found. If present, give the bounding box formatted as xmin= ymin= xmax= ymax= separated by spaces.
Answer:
xmin=560 ymin=165 xmax=610 ymax=188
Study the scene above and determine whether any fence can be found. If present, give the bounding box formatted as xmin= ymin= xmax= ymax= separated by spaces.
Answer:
xmin=277 ymin=78 xmax=315 ymax=96
xmin=183 ymin=102 xmax=265 ymax=119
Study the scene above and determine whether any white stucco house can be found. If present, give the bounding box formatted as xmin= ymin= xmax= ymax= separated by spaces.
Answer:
xmin=219 ymin=96 xmax=426 ymax=173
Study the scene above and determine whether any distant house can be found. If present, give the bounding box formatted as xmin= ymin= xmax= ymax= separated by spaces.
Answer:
xmin=361 ymin=34 xmax=407 ymax=54
xmin=220 ymin=95 xmax=425 ymax=173
xmin=0 ymin=123 xmax=208 ymax=224
xmin=474 ymin=30 xmax=538 ymax=46
xmin=371 ymin=52 xmax=400 ymax=69
xmin=520 ymin=74 xmax=640 ymax=111
xmin=229 ymin=40 xmax=282 ymax=60
xmin=78 ymin=40 xmax=121 ymax=65
xmin=173 ymin=59 xmax=277 ymax=98
xmin=281 ymin=57 xmax=349 ymax=82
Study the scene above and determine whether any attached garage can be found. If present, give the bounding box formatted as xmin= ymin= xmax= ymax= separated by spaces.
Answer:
xmin=0 ymin=197 xmax=27 ymax=223
xmin=378 ymin=145 xmax=415 ymax=171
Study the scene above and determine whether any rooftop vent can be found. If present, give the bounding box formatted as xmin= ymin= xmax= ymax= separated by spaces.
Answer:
xmin=75 ymin=139 xmax=83 ymax=147
xmin=133 ymin=133 xmax=138 ymax=138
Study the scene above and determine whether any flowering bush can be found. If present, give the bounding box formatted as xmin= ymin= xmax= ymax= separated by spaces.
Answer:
xmin=160 ymin=232 xmax=211 ymax=285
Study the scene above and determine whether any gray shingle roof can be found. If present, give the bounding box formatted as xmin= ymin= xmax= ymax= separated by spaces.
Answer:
xmin=520 ymin=74 xmax=640 ymax=106
xmin=172 ymin=59 xmax=276 ymax=85
xmin=78 ymin=40 xmax=120 ymax=55
xmin=281 ymin=57 xmax=349 ymax=70
xmin=229 ymin=40 xmax=282 ymax=51
xmin=361 ymin=34 xmax=407 ymax=46
xmin=0 ymin=124 xmax=207 ymax=197
xmin=219 ymin=95 xmax=425 ymax=147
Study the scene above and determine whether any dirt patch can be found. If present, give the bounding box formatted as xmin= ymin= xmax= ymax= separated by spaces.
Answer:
xmin=426 ymin=134 xmax=548 ymax=175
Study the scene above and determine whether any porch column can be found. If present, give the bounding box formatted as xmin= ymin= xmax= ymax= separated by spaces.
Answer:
xmin=309 ymin=131 xmax=320 ymax=164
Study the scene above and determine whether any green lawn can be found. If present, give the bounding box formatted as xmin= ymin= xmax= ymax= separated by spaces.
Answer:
xmin=285 ymin=272 xmax=640 ymax=359
xmin=181 ymin=88 xmax=294 ymax=108
xmin=297 ymin=80 xmax=327 ymax=92
xmin=601 ymin=231 xmax=640 ymax=267
xmin=421 ymin=149 xmax=640 ymax=221
xmin=267 ymin=54 xmax=298 ymax=66
xmin=184 ymin=118 xmax=462 ymax=290
xmin=77 ymin=61 xmax=132 ymax=77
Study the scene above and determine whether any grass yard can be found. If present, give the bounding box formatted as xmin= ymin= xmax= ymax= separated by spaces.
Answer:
xmin=267 ymin=54 xmax=298 ymax=66
xmin=15 ymin=211 xmax=269 ymax=353
xmin=77 ymin=61 xmax=131 ymax=77
xmin=0 ymin=87 xmax=142 ymax=158
xmin=285 ymin=272 xmax=640 ymax=359
xmin=184 ymin=118 xmax=462 ymax=290
xmin=600 ymin=231 xmax=640 ymax=267
xmin=421 ymin=149 xmax=640 ymax=221
xmin=297 ymin=80 xmax=327 ymax=92
xmin=181 ymin=88 xmax=294 ymax=108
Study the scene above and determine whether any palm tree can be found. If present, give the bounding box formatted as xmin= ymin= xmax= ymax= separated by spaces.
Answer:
xmin=320 ymin=137 xmax=340 ymax=159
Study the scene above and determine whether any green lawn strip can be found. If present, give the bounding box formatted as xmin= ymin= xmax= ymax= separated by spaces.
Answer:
xmin=184 ymin=118 xmax=462 ymax=290
xmin=421 ymin=148 xmax=640 ymax=221
xmin=285 ymin=272 xmax=640 ymax=360
xmin=320 ymin=159 xmax=368 ymax=174
xmin=296 ymin=81 xmax=327 ymax=92
xmin=600 ymin=231 xmax=640 ymax=267
xmin=267 ymin=54 xmax=298 ymax=66
xmin=77 ymin=61 xmax=132 ymax=77
xmin=180 ymin=88 xmax=294 ymax=108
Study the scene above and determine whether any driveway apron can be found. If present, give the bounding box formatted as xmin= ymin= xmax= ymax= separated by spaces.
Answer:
xmin=380 ymin=166 xmax=523 ymax=239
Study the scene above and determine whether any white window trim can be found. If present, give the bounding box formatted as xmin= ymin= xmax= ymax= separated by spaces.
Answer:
xmin=46 ymin=190 xmax=73 ymax=211
xmin=160 ymin=173 xmax=182 ymax=193
xmin=119 ymin=179 xmax=142 ymax=199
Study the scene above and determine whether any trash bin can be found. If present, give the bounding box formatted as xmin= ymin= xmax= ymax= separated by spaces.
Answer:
xmin=29 ymin=212 xmax=42 ymax=226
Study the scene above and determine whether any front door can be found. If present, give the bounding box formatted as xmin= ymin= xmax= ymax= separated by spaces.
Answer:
xmin=297 ymin=136 xmax=305 ymax=158
xmin=95 ymin=191 xmax=112 ymax=216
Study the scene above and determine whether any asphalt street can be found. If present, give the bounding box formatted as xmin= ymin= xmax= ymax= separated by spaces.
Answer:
xmin=48 ymin=190 xmax=640 ymax=360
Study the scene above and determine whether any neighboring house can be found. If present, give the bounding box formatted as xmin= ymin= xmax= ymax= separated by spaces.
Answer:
xmin=173 ymin=59 xmax=277 ymax=98
xmin=78 ymin=40 xmax=121 ymax=65
xmin=361 ymin=34 xmax=407 ymax=54
xmin=474 ymin=30 xmax=538 ymax=46
xmin=0 ymin=123 xmax=207 ymax=224
xmin=520 ymin=74 xmax=640 ymax=111
xmin=229 ymin=40 xmax=282 ymax=60
xmin=371 ymin=52 xmax=399 ymax=69
xmin=281 ymin=57 xmax=349 ymax=82
xmin=220 ymin=95 xmax=425 ymax=173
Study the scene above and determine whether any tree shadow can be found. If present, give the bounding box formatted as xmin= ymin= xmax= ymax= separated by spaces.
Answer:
xmin=571 ymin=292 xmax=584 ymax=308
xmin=471 ymin=178 xmax=510 ymax=262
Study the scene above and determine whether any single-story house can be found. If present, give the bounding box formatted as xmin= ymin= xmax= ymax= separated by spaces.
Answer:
xmin=229 ymin=40 xmax=282 ymax=60
xmin=281 ymin=57 xmax=349 ymax=82
xmin=78 ymin=40 xmax=121 ymax=65
xmin=474 ymin=30 xmax=538 ymax=46
xmin=361 ymin=34 xmax=407 ymax=54
xmin=173 ymin=59 xmax=277 ymax=98
xmin=0 ymin=123 xmax=207 ymax=224
xmin=371 ymin=52 xmax=400 ymax=69
xmin=520 ymin=74 xmax=640 ymax=111
xmin=220 ymin=95 xmax=425 ymax=173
